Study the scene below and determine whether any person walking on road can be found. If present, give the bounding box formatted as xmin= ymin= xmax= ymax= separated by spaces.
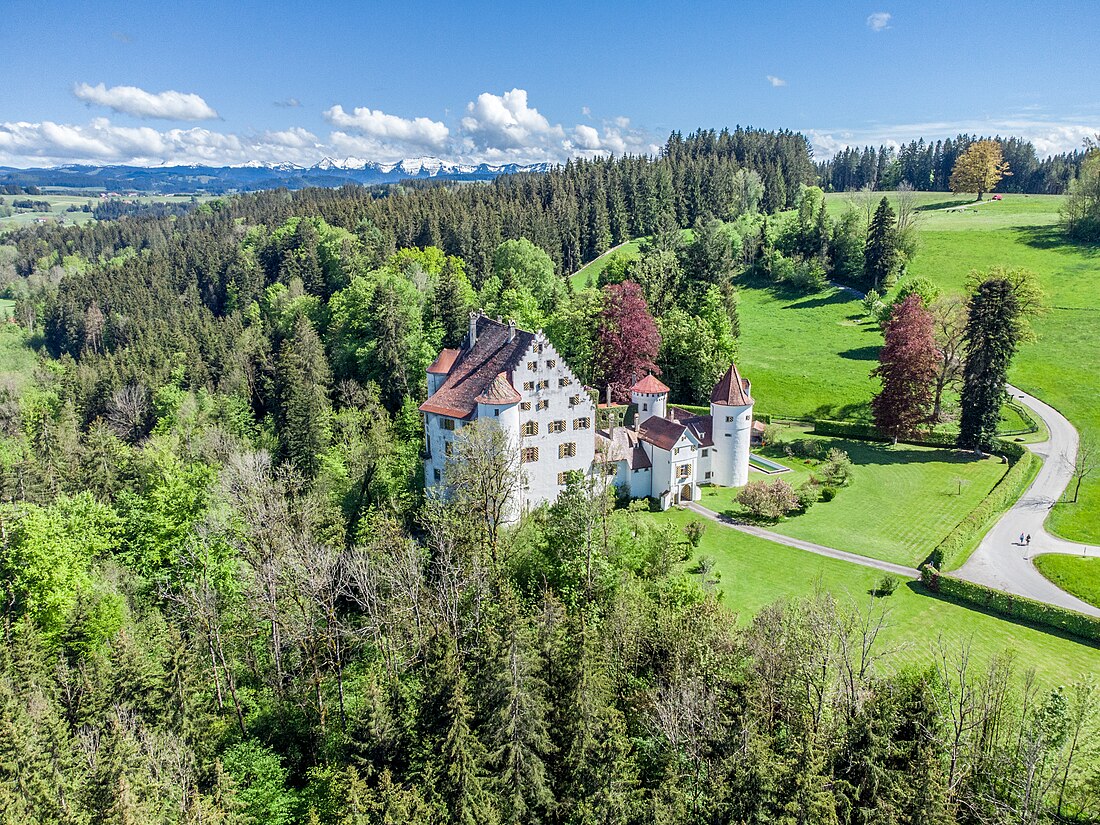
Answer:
xmin=1019 ymin=533 xmax=1026 ymax=545
xmin=1026 ymin=534 xmax=1031 ymax=546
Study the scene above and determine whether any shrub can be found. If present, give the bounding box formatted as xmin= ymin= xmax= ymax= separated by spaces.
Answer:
xmin=921 ymin=566 xmax=1100 ymax=643
xmin=761 ymin=423 xmax=784 ymax=447
xmin=786 ymin=438 xmax=825 ymax=460
xmin=821 ymin=486 xmax=837 ymax=502
xmin=683 ymin=519 xmax=706 ymax=548
xmin=821 ymin=448 xmax=853 ymax=487
xmin=787 ymin=257 xmax=828 ymax=293
xmin=736 ymin=478 xmax=801 ymax=521
xmin=796 ymin=477 xmax=821 ymax=512
xmin=875 ymin=575 xmax=899 ymax=597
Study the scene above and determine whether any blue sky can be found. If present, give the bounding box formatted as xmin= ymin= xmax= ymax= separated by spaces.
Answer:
xmin=1 ymin=0 xmax=1097 ymax=167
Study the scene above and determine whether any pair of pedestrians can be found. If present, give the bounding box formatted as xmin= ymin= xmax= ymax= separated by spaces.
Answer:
xmin=1018 ymin=533 xmax=1031 ymax=546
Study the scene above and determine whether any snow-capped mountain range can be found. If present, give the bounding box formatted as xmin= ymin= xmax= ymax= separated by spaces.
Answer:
xmin=0 ymin=156 xmax=556 ymax=194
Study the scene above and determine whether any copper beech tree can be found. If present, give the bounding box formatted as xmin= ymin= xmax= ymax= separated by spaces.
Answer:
xmin=872 ymin=294 xmax=941 ymax=443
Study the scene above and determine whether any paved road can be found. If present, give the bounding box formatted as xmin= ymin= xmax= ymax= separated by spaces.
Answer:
xmin=955 ymin=386 xmax=1100 ymax=617
xmin=686 ymin=502 xmax=919 ymax=579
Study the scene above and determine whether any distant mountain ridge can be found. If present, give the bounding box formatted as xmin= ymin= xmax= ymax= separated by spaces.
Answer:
xmin=0 ymin=156 xmax=556 ymax=194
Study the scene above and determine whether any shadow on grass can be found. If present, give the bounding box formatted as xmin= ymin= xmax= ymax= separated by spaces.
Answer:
xmin=904 ymin=579 xmax=1100 ymax=650
xmin=826 ymin=438 xmax=989 ymax=467
xmin=807 ymin=402 xmax=872 ymax=420
xmin=915 ymin=198 xmax=974 ymax=212
xmin=1014 ymin=225 xmax=1100 ymax=256
xmin=783 ymin=290 xmax=855 ymax=310
xmin=838 ymin=345 xmax=880 ymax=361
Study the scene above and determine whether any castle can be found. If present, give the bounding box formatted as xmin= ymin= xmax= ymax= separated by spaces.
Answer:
xmin=420 ymin=313 xmax=756 ymax=513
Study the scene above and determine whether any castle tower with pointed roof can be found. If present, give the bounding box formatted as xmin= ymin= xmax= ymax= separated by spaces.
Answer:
xmin=709 ymin=362 xmax=754 ymax=487
xmin=630 ymin=373 xmax=669 ymax=425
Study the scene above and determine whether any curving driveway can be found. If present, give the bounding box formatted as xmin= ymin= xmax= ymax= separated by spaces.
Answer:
xmin=954 ymin=385 xmax=1100 ymax=617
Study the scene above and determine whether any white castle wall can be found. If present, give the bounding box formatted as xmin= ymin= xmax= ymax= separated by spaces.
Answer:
xmin=631 ymin=388 xmax=667 ymax=424
xmin=710 ymin=401 xmax=753 ymax=487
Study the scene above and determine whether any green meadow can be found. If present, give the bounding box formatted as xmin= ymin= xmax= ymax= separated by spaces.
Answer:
xmin=1033 ymin=554 xmax=1100 ymax=609
xmin=653 ymin=507 xmax=1099 ymax=689
xmin=695 ymin=435 xmax=1008 ymax=568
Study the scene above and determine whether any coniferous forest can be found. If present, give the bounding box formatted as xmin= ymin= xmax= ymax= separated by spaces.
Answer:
xmin=1 ymin=129 xmax=1098 ymax=824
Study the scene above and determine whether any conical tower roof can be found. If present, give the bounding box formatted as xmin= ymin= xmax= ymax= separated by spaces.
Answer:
xmin=631 ymin=373 xmax=670 ymax=394
xmin=710 ymin=362 xmax=753 ymax=406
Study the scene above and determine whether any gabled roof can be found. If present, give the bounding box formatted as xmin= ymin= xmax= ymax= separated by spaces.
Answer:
xmin=427 ymin=348 xmax=460 ymax=375
xmin=420 ymin=316 xmax=536 ymax=419
xmin=711 ymin=362 xmax=753 ymax=407
xmin=631 ymin=374 xmax=670 ymax=395
xmin=682 ymin=415 xmax=714 ymax=447
xmin=637 ymin=416 xmax=694 ymax=452
xmin=475 ymin=372 xmax=522 ymax=405
xmin=595 ymin=428 xmax=652 ymax=470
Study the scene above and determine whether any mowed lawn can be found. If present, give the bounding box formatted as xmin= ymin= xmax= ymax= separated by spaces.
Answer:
xmin=851 ymin=193 xmax=1100 ymax=544
xmin=736 ymin=284 xmax=878 ymax=420
xmin=1033 ymin=555 xmax=1100 ymax=609
xmin=653 ymin=508 xmax=1100 ymax=689
xmin=696 ymin=436 xmax=1008 ymax=568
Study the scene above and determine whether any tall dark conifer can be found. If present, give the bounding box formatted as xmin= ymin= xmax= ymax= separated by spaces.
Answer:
xmin=958 ymin=278 xmax=1021 ymax=451
xmin=864 ymin=196 xmax=899 ymax=290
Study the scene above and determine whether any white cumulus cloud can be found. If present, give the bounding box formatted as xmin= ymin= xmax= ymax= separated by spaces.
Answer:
xmin=324 ymin=104 xmax=449 ymax=149
xmin=73 ymin=82 xmax=219 ymax=120
xmin=461 ymin=88 xmax=563 ymax=150
xmin=766 ymin=75 xmax=787 ymax=87
xmin=866 ymin=12 xmax=892 ymax=31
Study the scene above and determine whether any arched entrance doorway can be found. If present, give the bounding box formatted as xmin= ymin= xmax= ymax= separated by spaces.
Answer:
xmin=680 ymin=484 xmax=693 ymax=502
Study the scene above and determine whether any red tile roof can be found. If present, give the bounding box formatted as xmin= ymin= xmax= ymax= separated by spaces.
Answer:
xmin=631 ymin=374 xmax=670 ymax=394
xmin=710 ymin=362 xmax=753 ymax=407
xmin=682 ymin=415 xmax=714 ymax=447
xmin=420 ymin=316 xmax=535 ymax=418
xmin=637 ymin=416 xmax=691 ymax=452
xmin=427 ymin=348 xmax=460 ymax=374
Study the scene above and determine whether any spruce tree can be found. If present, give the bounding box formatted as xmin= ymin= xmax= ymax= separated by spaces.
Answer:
xmin=275 ymin=315 xmax=332 ymax=477
xmin=864 ymin=197 xmax=899 ymax=291
xmin=958 ymin=278 xmax=1021 ymax=452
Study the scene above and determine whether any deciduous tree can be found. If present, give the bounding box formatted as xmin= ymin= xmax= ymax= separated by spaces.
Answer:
xmin=950 ymin=139 xmax=1012 ymax=200
xmin=872 ymin=294 xmax=941 ymax=442
xmin=593 ymin=280 xmax=661 ymax=402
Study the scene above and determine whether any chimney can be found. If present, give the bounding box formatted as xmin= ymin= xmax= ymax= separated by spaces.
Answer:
xmin=468 ymin=311 xmax=479 ymax=349
xmin=507 ymin=319 xmax=516 ymax=342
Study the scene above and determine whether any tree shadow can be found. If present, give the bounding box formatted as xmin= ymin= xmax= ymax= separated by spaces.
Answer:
xmin=904 ymin=579 xmax=1100 ymax=649
xmin=915 ymin=198 xmax=975 ymax=212
xmin=807 ymin=402 xmax=872 ymax=420
xmin=1014 ymin=225 xmax=1100 ymax=256
xmin=838 ymin=345 xmax=880 ymax=361
xmin=825 ymin=438 xmax=988 ymax=467
xmin=783 ymin=290 xmax=855 ymax=310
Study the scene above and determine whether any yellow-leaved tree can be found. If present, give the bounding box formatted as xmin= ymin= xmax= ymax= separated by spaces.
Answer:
xmin=949 ymin=140 xmax=1012 ymax=200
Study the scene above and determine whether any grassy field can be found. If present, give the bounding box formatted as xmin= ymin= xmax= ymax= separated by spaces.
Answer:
xmin=0 ymin=320 xmax=35 ymax=390
xmin=695 ymin=435 xmax=1008 ymax=567
xmin=0 ymin=192 xmax=211 ymax=232
xmin=654 ymin=508 xmax=1100 ymax=688
xmin=843 ymin=193 xmax=1100 ymax=544
xmin=1033 ymin=555 xmax=1100 ymax=609
xmin=570 ymin=240 xmax=643 ymax=289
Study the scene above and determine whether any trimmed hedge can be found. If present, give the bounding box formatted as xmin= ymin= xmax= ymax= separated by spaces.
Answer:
xmin=921 ymin=566 xmax=1100 ymax=644
xmin=931 ymin=451 xmax=1037 ymax=571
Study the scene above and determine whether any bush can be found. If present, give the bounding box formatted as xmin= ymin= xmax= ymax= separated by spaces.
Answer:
xmin=874 ymin=575 xmax=899 ymax=597
xmin=736 ymin=478 xmax=801 ymax=521
xmin=921 ymin=566 xmax=1100 ymax=643
xmin=796 ymin=477 xmax=821 ymax=512
xmin=683 ymin=519 xmax=706 ymax=548
xmin=761 ymin=423 xmax=784 ymax=447
xmin=787 ymin=257 xmax=828 ymax=293
xmin=821 ymin=486 xmax=837 ymax=502
xmin=786 ymin=438 xmax=826 ymax=459
xmin=821 ymin=448 xmax=853 ymax=487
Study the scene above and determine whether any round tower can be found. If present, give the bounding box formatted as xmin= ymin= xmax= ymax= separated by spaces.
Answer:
xmin=630 ymin=374 xmax=669 ymax=425
xmin=709 ymin=363 xmax=754 ymax=487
